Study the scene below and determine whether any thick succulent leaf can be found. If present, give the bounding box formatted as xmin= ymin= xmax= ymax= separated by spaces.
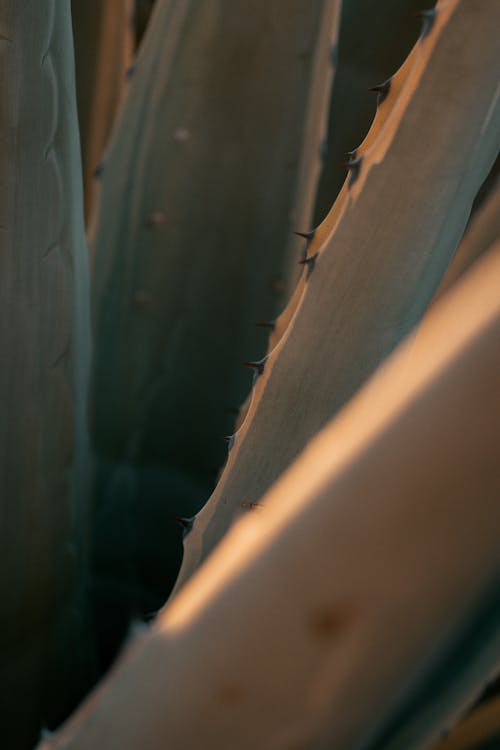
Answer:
xmin=37 ymin=241 xmax=500 ymax=750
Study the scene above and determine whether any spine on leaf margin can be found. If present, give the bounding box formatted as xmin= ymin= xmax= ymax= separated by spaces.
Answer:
xmin=314 ymin=0 xmax=425 ymax=221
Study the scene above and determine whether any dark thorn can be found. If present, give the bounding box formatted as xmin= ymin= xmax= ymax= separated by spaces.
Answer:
xmin=126 ymin=63 xmax=136 ymax=79
xmin=368 ymin=77 xmax=391 ymax=104
xmin=298 ymin=251 xmax=318 ymax=278
xmin=339 ymin=154 xmax=356 ymax=169
xmin=340 ymin=155 xmax=363 ymax=187
xmin=256 ymin=320 xmax=275 ymax=330
xmin=175 ymin=515 xmax=194 ymax=538
xmin=223 ymin=435 xmax=235 ymax=451
xmin=242 ymin=359 xmax=266 ymax=376
xmin=298 ymin=252 xmax=318 ymax=266
xmin=320 ymin=138 xmax=328 ymax=162
xmin=346 ymin=148 xmax=357 ymax=159
xmin=93 ymin=162 xmax=104 ymax=179
xmin=293 ymin=229 xmax=315 ymax=241
xmin=415 ymin=8 xmax=436 ymax=38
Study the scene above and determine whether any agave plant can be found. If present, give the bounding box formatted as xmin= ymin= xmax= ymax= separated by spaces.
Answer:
xmin=0 ymin=0 xmax=498 ymax=748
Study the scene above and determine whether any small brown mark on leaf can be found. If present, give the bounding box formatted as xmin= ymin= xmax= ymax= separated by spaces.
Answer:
xmin=218 ymin=682 xmax=245 ymax=705
xmin=309 ymin=608 xmax=344 ymax=640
